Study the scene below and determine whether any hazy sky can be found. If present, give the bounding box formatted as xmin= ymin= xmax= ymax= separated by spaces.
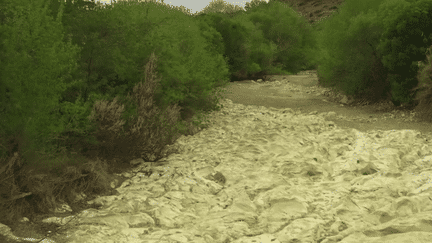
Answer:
xmin=93 ymin=0 xmax=269 ymax=16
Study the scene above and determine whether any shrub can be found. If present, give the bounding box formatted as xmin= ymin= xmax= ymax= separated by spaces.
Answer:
xmin=0 ymin=0 xmax=84 ymax=166
xmin=239 ymin=0 xmax=321 ymax=75
xmin=192 ymin=12 xmax=253 ymax=81
xmin=313 ymin=0 xmax=393 ymax=98
xmin=355 ymin=45 xmax=393 ymax=103
xmin=416 ymin=44 xmax=432 ymax=87
xmin=244 ymin=0 xmax=270 ymax=12
xmin=191 ymin=0 xmax=319 ymax=80
xmin=374 ymin=0 xmax=432 ymax=106
xmin=193 ymin=16 xmax=227 ymax=63
xmin=87 ymin=51 xmax=187 ymax=164
xmin=229 ymin=11 xmax=280 ymax=76
xmin=68 ymin=1 xmax=232 ymax=127
xmin=324 ymin=11 xmax=390 ymax=98
xmin=43 ymin=0 xmax=233 ymax=145
xmin=412 ymin=43 xmax=432 ymax=122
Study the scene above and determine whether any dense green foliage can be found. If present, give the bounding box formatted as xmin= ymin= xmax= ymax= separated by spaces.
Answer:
xmin=135 ymin=4 xmax=231 ymax=112
xmin=191 ymin=12 xmax=267 ymax=81
xmin=312 ymin=0 xmax=389 ymax=97
xmin=374 ymin=0 xmax=432 ymax=105
xmin=0 ymin=0 xmax=83 ymax=164
xmin=0 ymin=0 xmax=323 ymax=169
xmin=2 ymin=0 xmax=432 ymax=166
xmin=239 ymin=0 xmax=320 ymax=73
xmin=190 ymin=0 xmax=319 ymax=81
xmin=63 ymin=0 xmax=231 ymax=130
xmin=314 ymin=0 xmax=432 ymax=106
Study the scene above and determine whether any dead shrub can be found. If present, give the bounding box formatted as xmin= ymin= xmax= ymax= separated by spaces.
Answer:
xmin=412 ymin=44 xmax=432 ymax=122
xmin=87 ymin=52 xmax=185 ymax=165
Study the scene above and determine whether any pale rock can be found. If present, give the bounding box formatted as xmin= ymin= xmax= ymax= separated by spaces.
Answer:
xmin=2 ymin=98 xmax=432 ymax=243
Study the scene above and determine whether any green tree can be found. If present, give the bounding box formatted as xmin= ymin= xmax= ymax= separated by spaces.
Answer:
xmin=46 ymin=0 xmax=232 ymax=138
xmin=374 ymin=0 xmax=432 ymax=106
xmin=238 ymin=0 xmax=320 ymax=74
xmin=312 ymin=0 xmax=389 ymax=97
xmin=0 ymin=0 xmax=83 ymax=164
xmin=196 ymin=0 xmax=246 ymax=16
xmin=244 ymin=0 xmax=270 ymax=12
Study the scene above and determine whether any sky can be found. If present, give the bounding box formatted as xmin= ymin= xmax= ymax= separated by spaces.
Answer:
xmin=92 ymin=0 xmax=269 ymax=16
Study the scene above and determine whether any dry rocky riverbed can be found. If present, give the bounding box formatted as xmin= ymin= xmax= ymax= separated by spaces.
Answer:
xmin=2 ymin=71 xmax=432 ymax=243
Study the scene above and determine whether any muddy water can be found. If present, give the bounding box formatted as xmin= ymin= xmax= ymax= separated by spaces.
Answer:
xmin=214 ymin=73 xmax=432 ymax=139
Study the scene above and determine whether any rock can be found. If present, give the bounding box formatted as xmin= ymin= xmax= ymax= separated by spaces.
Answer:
xmin=2 ymin=99 xmax=432 ymax=243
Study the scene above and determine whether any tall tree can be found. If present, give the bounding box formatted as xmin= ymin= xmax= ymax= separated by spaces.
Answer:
xmin=0 ymin=0 xmax=84 ymax=163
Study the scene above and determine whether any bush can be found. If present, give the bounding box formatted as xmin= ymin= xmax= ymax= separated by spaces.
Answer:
xmin=192 ymin=12 xmax=254 ymax=81
xmin=191 ymin=0 xmax=319 ymax=80
xmin=244 ymin=0 xmax=271 ymax=12
xmin=41 ymin=0 xmax=233 ymax=145
xmin=374 ymin=0 xmax=432 ymax=106
xmin=321 ymin=11 xmax=390 ymax=98
xmin=228 ymin=10 xmax=282 ymax=76
xmin=68 ymin=1 xmax=231 ymax=127
xmin=238 ymin=0 xmax=321 ymax=75
xmin=313 ymin=0 xmax=391 ymax=97
xmin=0 ymin=0 xmax=84 ymax=165
xmin=409 ymin=43 xmax=432 ymax=123
xmin=315 ymin=0 xmax=432 ymax=106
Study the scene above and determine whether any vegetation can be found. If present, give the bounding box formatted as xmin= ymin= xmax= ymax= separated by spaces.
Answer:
xmin=313 ymin=0 xmax=432 ymax=107
xmin=0 ymin=0 xmax=431 ymax=242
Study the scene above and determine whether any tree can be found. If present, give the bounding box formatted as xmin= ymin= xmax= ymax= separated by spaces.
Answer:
xmin=0 ymin=0 xmax=83 ymax=163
